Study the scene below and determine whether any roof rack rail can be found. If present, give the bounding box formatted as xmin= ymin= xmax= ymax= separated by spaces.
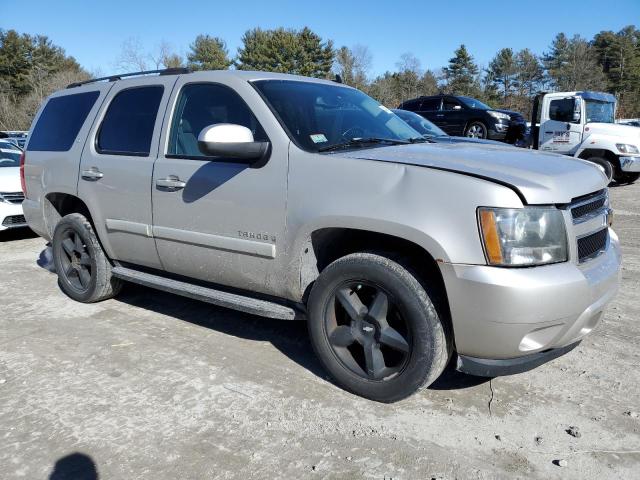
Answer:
xmin=67 ymin=67 xmax=191 ymax=88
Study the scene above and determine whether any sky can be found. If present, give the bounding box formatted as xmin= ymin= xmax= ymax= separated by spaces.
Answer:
xmin=2 ymin=0 xmax=639 ymax=76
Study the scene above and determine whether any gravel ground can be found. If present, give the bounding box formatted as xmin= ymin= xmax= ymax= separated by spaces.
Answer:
xmin=1 ymin=183 xmax=639 ymax=480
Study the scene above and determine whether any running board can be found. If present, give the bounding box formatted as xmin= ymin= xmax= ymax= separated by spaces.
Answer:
xmin=111 ymin=266 xmax=302 ymax=320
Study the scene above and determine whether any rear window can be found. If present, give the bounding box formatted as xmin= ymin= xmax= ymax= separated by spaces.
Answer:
xmin=421 ymin=98 xmax=441 ymax=111
xmin=97 ymin=86 xmax=164 ymax=156
xmin=28 ymin=91 xmax=100 ymax=152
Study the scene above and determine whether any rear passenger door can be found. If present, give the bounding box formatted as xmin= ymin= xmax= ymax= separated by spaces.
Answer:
xmin=78 ymin=77 xmax=178 ymax=269
xmin=417 ymin=97 xmax=442 ymax=124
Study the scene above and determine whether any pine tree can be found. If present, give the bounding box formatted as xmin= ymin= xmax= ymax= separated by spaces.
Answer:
xmin=543 ymin=33 xmax=606 ymax=91
xmin=486 ymin=48 xmax=518 ymax=107
xmin=187 ymin=35 xmax=232 ymax=71
xmin=236 ymin=27 xmax=333 ymax=78
xmin=443 ymin=45 xmax=480 ymax=96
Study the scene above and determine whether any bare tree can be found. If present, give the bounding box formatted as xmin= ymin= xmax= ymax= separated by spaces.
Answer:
xmin=115 ymin=37 xmax=149 ymax=72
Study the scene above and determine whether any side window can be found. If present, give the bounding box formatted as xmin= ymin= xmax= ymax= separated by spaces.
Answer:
xmin=421 ymin=98 xmax=440 ymax=111
xmin=548 ymin=98 xmax=575 ymax=122
xmin=442 ymin=98 xmax=462 ymax=111
xmin=400 ymin=100 xmax=420 ymax=111
xmin=168 ymin=83 xmax=267 ymax=157
xmin=28 ymin=91 xmax=100 ymax=152
xmin=97 ymin=86 xmax=164 ymax=156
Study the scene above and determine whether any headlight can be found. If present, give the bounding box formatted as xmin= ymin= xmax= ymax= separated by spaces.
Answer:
xmin=487 ymin=111 xmax=511 ymax=121
xmin=478 ymin=207 xmax=568 ymax=266
xmin=616 ymin=143 xmax=639 ymax=154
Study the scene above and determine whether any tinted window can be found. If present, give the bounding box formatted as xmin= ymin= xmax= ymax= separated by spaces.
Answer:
xmin=421 ymin=98 xmax=441 ymax=111
xmin=28 ymin=91 xmax=99 ymax=151
xmin=400 ymin=99 xmax=420 ymax=111
xmin=169 ymin=83 xmax=267 ymax=157
xmin=97 ymin=86 xmax=163 ymax=155
xmin=443 ymin=98 xmax=463 ymax=111
xmin=549 ymin=98 xmax=575 ymax=122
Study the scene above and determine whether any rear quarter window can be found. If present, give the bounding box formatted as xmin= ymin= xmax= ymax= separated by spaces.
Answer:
xmin=27 ymin=91 xmax=100 ymax=151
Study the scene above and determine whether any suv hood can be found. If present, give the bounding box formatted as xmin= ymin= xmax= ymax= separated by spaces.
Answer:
xmin=494 ymin=108 xmax=525 ymax=121
xmin=338 ymin=143 xmax=606 ymax=204
xmin=0 ymin=167 xmax=21 ymax=192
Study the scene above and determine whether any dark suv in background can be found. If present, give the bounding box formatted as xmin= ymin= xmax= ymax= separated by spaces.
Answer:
xmin=398 ymin=95 xmax=526 ymax=144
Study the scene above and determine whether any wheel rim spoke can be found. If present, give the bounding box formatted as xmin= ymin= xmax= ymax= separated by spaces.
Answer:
xmin=78 ymin=267 xmax=91 ymax=288
xmin=64 ymin=264 xmax=76 ymax=278
xmin=336 ymin=288 xmax=367 ymax=320
xmin=74 ymin=233 xmax=84 ymax=253
xmin=329 ymin=325 xmax=355 ymax=348
xmin=62 ymin=238 xmax=75 ymax=256
xmin=368 ymin=291 xmax=388 ymax=322
xmin=363 ymin=341 xmax=386 ymax=379
xmin=379 ymin=326 xmax=410 ymax=353
xmin=79 ymin=253 xmax=91 ymax=266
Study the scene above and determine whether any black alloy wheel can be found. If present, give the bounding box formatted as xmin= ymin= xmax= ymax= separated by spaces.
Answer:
xmin=58 ymin=228 xmax=93 ymax=292
xmin=324 ymin=281 xmax=411 ymax=381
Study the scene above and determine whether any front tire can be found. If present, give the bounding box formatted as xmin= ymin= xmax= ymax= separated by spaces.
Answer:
xmin=307 ymin=253 xmax=450 ymax=403
xmin=52 ymin=213 xmax=122 ymax=303
xmin=613 ymin=170 xmax=640 ymax=184
xmin=584 ymin=156 xmax=613 ymax=183
xmin=464 ymin=121 xmax=488 ymax=139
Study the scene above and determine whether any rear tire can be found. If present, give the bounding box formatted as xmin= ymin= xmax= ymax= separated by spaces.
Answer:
xmin=307 ymin=253 xmax=450 ymax=403
xmin=52 ymin=213 xmax=122 ymax=303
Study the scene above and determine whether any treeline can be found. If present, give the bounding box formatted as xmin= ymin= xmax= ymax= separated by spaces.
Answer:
xmin=1 ymin=25 xmax=639 ymax=130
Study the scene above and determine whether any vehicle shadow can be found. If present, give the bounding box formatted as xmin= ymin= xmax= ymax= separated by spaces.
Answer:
xmin=48 ymin=452 xmax=98 ymax=480
xmin=0 ymin=227 xmax=37 ymax=242
xmin=114 ymin=282 xmax=486 ymax=391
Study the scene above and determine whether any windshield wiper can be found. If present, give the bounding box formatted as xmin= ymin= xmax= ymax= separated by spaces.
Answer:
xmin=408 ymin=136 xmax=436 ymax=143
xmin=318 ymin=137 xmax=410 ymax=152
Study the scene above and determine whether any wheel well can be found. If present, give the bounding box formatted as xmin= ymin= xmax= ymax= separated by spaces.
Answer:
xmin=302 ymin=228 xmax=453 ymax=337
xmin=44 ymin=193 xmax=93 ymax=236
xmin=578 ymin=149 xmax=619 ymax=168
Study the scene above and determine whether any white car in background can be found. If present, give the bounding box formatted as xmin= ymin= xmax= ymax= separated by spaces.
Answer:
xmin=0 ymin=140 xmax=27 ymax=230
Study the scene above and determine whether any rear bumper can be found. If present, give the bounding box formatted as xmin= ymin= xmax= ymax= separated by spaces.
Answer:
xmin=457 ymin=341 xmax=580 ymax=377
xmin=22 ymin=198 xmax=49 ymax=238
xmin=620 ymin=156 xmax=640 ymax=172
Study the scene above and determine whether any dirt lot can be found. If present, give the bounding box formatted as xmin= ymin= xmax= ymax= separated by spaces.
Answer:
xmin=1 ymin=183 xmax=639 ymax=480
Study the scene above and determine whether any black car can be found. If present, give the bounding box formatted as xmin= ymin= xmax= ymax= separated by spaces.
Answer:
xmin=392 ymin=109 xmax=509 ymax=147
xmin=398 ymin=95 xmax=526 ymax=144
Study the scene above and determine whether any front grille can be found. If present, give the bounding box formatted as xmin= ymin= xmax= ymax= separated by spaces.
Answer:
xmin=571 ymin=190 xmax=607 ymax=220
xmin=2 ymin=214 xmax=26 ymax=227
xmin=1 ymin=192 xmax=24 ymax=204
xmin=577 ymin=228 xmax=608 ymax=263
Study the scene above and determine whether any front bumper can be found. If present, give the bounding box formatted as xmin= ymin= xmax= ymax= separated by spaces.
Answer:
xmin=620 ymin=156 xmax=640 ymax=172
xmin=0 ymin=201 xmax=27 ymax=230
xmin=457 ymin=341 xmax=580 ymax=377
xmin=439 ymin=229 xmax=621 ymax=364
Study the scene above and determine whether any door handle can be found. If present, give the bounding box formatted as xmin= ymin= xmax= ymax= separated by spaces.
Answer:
xmin=156 ymin=175 xmax=186 ymax=190
xmin=436 ymin=114 xmax=445 ymax=117
xmin=81 ymin=167 xmax=103 ymax=181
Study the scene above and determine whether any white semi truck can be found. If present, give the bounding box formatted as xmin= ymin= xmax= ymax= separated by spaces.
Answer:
xmin=531 ymin=91 xmax=640 ymax=184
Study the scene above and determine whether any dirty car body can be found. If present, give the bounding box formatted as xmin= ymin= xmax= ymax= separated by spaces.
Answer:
xmin=22 ymin=70 xmax=621 ymax=401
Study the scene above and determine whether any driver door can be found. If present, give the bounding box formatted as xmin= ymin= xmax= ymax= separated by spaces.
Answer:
xmin=540 ymin=96 xmax=583 ymax=154
xmin=151 ymin=79 xmax=288 ymax=296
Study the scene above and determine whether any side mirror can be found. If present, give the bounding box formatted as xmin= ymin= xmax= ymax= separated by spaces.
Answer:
xmin=197 ymin=124 xmax=270 ymax=162
xmin=572 ymin=98 xmax=581 ymax=123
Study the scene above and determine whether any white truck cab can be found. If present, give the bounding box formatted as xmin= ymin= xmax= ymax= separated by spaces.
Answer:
xmin=531 ymin=91 xmax=640 ymax=184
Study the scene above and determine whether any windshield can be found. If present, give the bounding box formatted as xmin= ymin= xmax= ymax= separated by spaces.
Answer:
xmin=0 ymin=142 xmax=21 ymax=167
xmin=585 ymin=100 xmax=615 ymax=124
xmin=458 ymin=96 xmax=491 ymax=110
xmin=392 ymin=109 xmax=447 ymax=137
xmin=253 ymin=80 xmax=421 ymax=152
